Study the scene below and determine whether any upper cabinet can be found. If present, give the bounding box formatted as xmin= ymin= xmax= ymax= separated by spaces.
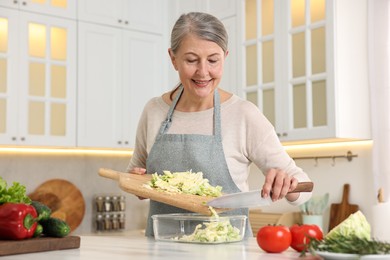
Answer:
xmin=77 ymin=0 xmax=165 ymax=34
xmin=0 ymin=7 xmax=76 ymax=146
xmin=0 ymin=0 xmax=77 ymax=19
xmin=77 ymin=22 xmax=165 ymax=149
xmin=242 ymin=0 xmax=370 ymax=143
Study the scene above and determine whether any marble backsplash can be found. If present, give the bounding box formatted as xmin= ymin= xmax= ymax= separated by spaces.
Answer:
xmin=0 ymin=152 xmax=149 ymax=235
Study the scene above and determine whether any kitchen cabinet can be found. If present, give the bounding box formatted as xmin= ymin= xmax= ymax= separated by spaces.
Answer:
xmin=0 ymin=7 xmax=76 ymax=146
xmin=77 ymin=22 xmax=165 ymax=148
xmin=242 ymin=0 xmax=370 ymax=143
xmin=77 ymin=0 xmax=165 ymax=34
xmin=208 ymin=0 xmax=237 ymax=19
xmin=0 ymin=0 xmax=76 ymax=19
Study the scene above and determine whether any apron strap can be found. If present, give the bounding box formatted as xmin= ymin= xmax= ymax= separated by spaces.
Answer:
xmin=157 ymin=85 xmax=183 ymax=137
xmin=213 ymin=89 xmax=222 ymax=142
xmin=157 ymin=84 xmax=222 ymax=141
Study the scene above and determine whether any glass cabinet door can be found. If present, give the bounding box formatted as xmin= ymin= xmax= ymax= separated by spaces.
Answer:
xmin=0 ymin=8 xmax=18 ymax=144
xmin=243 ymin=0 xmax=328 ymax=141
xmin=244 ymin=0 xmax=276 ymax=128
xmin=288 ymin=0 xmax=327 ymax=137
xmin=18 ymin=12 xmax=76 ymax=146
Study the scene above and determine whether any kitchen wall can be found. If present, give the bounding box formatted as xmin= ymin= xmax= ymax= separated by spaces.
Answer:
xmin=0 ymin=140 xmax=375 ymax=235
xmin=0 ymin=151 xmax=149 ymax=235
xmin=248 ymin=141 xmax=375 ymax=233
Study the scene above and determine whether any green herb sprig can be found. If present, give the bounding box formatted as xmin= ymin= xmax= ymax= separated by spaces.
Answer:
xmin=307 ymin=235 xmax=390 ymax=256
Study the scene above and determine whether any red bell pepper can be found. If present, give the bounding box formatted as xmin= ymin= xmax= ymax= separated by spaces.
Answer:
xmin=0 ymin=203 xmax=38 ymax=240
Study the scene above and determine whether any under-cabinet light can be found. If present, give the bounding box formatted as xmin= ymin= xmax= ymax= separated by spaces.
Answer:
xmin=0 ymin=140 xmax=372 ymax=156
xmin=283 ymin=140 xmax=372 ymax=151
xmin=0 ymin=147 xmax=133 ymax=156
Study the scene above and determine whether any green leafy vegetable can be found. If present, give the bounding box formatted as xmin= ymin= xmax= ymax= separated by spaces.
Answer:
xmin=326 ymin=210 xmax=371 ymax=241
xmin=0 ymin=177 xmax=31 ymax=204
xmin=307 ymin=210 xmax=390 ymax=256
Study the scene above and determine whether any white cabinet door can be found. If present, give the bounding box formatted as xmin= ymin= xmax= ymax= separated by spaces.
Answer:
xmin=0 ymin=0 xmax=76 ymax=19
xmin=124 ymin=0 xmax=164 ymax=34
xmin=219 ymin=16 xmax=238 ymax=94
xmin=208 ymin=0 xmax=237 ymax=19
xmin=122 ymin=31 xmax=164 ymax=147
xmin=241 ymin=0 xmax=370 ymax=143
xmin=78 ymin=0 xmax=165 ymax=34
xmin=0 ymin=8 xmax=76 ymax=146
xmin=0 ymin=8 xmax=19 ymax=144
xmin=77 ymin=0 xmax=123 ymax=28
xmin=77 ymin=22 xmax=123 ymax=148
xmin=77 ymin=22 xmax=165 ymax=148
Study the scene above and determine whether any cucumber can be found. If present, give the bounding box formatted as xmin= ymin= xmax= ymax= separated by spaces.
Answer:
xmin=33 ymin=223 xmax=43 ymax=237
xmin=31 ymin=201 xmax=52 ymax=221
xmin=41 ymin=217 xmax=71 ymax=237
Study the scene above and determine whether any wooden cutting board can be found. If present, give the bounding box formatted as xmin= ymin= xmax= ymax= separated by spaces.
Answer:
xmin=0 ymin=236 xmax=80 ymax=256
xmin=29 ymin=179 xmax=86 ymax=232
xmin=328 ymin=184 xmax=359 ymax=231
xmin=98 ymin=168 xmax=230 ymax=215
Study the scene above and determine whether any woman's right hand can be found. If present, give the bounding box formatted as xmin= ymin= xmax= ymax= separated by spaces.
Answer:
xmin=129 ymin=167 xmax=147 ymax=200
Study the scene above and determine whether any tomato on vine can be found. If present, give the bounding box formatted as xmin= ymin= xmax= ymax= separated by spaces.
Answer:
xmin=289 ymin=224 xmax=323 ymax=252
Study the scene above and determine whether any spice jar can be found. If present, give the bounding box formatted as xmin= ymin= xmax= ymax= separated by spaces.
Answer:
xmin=112 ymin=196 xmax=119 ymax=211
xmin=95 ymin=214 xmax=104 ymax=231
xmin=95 ymin=196 xmax=104 ymax=212
xmin=119 ymin=195 xmax=126 ymax=211
xmin=103 ymin=196 xmax=112 ymax=212
xmin=104 ymin=214 xmax=112 ymax=231
xmin=111 ymin=214 xmax=119 ymax=230
xmin=119 ymin=213 xmax=125 ymax=230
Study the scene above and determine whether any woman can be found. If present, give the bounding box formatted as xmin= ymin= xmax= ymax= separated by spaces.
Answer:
xmin=127 ymin=12 xmax=312 ymax=237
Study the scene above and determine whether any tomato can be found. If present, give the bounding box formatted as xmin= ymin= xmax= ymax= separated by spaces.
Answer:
xmin=256 ymin=225 xmax=292 ymax=253
xmin=289 ymin=224 xmax=324 ymax=252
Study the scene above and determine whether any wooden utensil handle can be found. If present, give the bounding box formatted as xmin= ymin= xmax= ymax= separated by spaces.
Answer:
xmin=98 ymin=168 xmax=120 ymax=180
xmin=289 ymin=182 xmax=314 ymax=193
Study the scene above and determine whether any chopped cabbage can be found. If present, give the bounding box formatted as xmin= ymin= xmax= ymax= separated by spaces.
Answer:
xmin=173 ymin=207 xmax=242 ymax=243
xmin=326 ymin=210 xmax=371 ymax=240
xmin=146 ymin=170 xmax=222 ymax=197
xmin=177 ymin=220 xmax=242 ymax=243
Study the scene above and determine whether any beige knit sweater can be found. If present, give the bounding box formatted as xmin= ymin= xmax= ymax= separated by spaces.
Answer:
xmin=126 ymin=93 xmax=311 ymax=205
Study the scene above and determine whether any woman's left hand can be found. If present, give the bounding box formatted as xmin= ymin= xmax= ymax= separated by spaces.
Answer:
xmin=261 ymin=168 xmax=299 ymax=202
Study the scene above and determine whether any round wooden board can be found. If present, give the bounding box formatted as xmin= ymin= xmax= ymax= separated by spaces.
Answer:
xmin=29 ymin=179 xmax=86 ymax=232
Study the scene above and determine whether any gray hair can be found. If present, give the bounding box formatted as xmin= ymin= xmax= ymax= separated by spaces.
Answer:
xmin=170 ymin=12 xmax=228 ymax=54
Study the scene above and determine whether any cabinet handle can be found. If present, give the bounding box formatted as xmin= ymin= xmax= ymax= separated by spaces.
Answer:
xmin=118 ymin=19 xmax=122 ymax=24
xmin=13 ymin=0 xmax=18 ymax=4
xmin=277 ymin=133 xmax=281 ymax=137
xmin=20 ymin=137 xmax=25 ymax=141
xmin=118 ymin=141 xmax=122 ymax=145
xmin=282 ymin=133 xmax=288 ymax=137
xmin=124 ymin=141 xmax=129 ymax=145
xmin=124 ymin=21 xmax=129 ymax=25
xmin=22 ymin=1 xmax=26 ymax=5
xmin=11 ymin=137 xmax=17 ymax=141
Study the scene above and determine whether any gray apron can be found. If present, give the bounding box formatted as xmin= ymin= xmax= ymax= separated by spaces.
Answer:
xmin=145 ymin=85 xmax=252 ymax=238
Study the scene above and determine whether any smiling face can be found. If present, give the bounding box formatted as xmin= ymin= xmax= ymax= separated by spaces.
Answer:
xmin=169 ymin=34 xmax=227 ymax=101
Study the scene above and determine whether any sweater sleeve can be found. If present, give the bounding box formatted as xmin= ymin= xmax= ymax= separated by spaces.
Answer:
xmin=242 ymin=101 xmax=312 ymax=206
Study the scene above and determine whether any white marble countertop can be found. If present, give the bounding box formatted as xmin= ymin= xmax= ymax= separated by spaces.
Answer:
xmin=2 ymin=231 xmax=318 ymax=260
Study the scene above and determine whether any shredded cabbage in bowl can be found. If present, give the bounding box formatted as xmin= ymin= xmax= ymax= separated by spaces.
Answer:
xmin=173 ymin=207 xmax=243 ymax=243
xmin=177 ymin=220 xmax=242 ymax=243
xmin=145 ymin=170 xmax=223 ymax=197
